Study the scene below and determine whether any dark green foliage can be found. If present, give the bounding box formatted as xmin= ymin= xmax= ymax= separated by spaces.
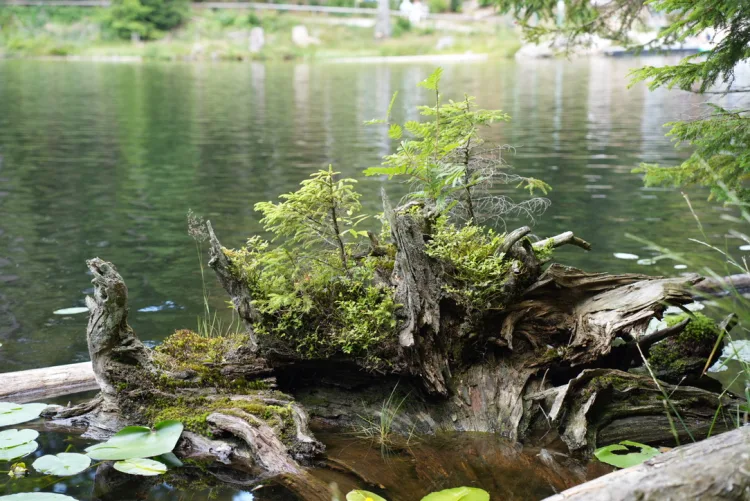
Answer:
xmin=105 ymin=0 xmax=189 ymax=40
xmin=497 ymin=0 xmax=750 ymax=202
xmin=634 ymin=105 xmax=750 ymax=201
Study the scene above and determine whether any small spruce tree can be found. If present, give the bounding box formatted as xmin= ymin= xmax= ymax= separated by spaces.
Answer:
xmin=364 ymin=68 xmax=550 ymax=223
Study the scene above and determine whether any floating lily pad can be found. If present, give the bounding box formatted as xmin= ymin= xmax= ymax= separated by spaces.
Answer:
xmin=0 ymin=494 xmax=78 ymax=501
xmin=33 ymin=453 xmax=91 ymax=476
xmin=0 ymin=429 xmax=39 ymax=461
xmin=594 ymin=440 xmax=660 ymax=469
xmin=113 ymin=458 xmax=167 ymax=476
xmin=613 ymin=253 xmax=639 ymax=260
xmin=52 ymin=307 xmax=89 ymax=315
xmin=346 ymin=490 xmax=388 ymax=501
xmin=85 ymin=420 xmax=183 ymax=460
xmin=0 ymin=429 xmax=38 ymax=449
xmin=0 ymin=441 xmax=39 ymax=461
xmin=421 ymin=487 xmax=490 ymax=501
xmin=0 ymin=403 xmax=48 ymax=427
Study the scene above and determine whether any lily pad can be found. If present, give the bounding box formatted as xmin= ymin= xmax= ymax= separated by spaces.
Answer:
xmin=0 ymin=441 xmax=39 ymax=461
xmin=0 ymin=429 xmax=38 ymax=449
xmin=85 ymin=420 xmax=183 ymax=460
xmin=613 ymin=253 xmax=639 ymax=260
xmin=0 ymin=495 xmax=78 ymax=501
xmin=33 ymin=453 xmax=91 ymax=476
xmin=52 ymin=307 xmax=89 ymax=315
xmin=346 ymin=491 xmax=388 ymax=501
xmin=0 ymin=429 xmax=39 ymax=461
xmin=113 ymin=458 xmax=167 ymax=476
xmin=594 ymin=440 xmax=660 ymax=469
xmin=0 ymin=403 xmax=48 ymax=427
xmin=421 ymin=487 xmax=490 ymax=501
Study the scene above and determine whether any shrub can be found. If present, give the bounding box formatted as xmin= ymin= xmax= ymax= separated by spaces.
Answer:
xmin=105 ymin=0 xmax=189 ymax=40
xmin=392 ymin=17 xmax=411 ymax=37
xmin=428 ymin=0 xmax=449 ymax=13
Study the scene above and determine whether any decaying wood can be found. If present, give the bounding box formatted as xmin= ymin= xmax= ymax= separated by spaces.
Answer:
xmin=695 ymin=272 xmax=750 ymax=295
xmin=381 ymin=192 xmax=448 ymax=397
xmin=0 ymin=361 xmax=97 ymax=403
xmin=25 ymin=198 xmax=746 ymax=498
xmin=39 ymin=257 xmax=330 ymax=500
xmin=543 ymin=425 xmax=750 ymax=501
xmin=207 ymin=221 xmax=259 ymax=352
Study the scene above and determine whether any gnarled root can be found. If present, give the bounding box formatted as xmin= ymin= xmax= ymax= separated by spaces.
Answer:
xmin=45 ymin=258 xmax=329 ymax=499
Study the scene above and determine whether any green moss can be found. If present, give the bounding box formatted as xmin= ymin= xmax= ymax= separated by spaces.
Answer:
xmin=533 ymin=238 xmax=555 ymax=262
xmin=148 ymin=396 xmax=294 ymax=437
xmin=649 ymin=313 xmax=720 ymax=374
xmin=224 ymin=236 xmax=399 ymax=369
xmin=152 ymin=329 xmax=270 ymax=390
xmin=425 ymin=217 xmax=512 ymax=312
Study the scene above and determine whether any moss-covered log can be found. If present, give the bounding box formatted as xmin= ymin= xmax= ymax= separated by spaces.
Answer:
xmin=45 ymin=258 xmax=330 ymax=500
xmin=42 ymin=205 xmax=743 ymax=494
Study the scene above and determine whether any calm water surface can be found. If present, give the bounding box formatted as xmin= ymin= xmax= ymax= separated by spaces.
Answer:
xmin=0 ymin=58 xmax=743 ymax=500
xmin=1 ymin=58 xmax=743 ymax=373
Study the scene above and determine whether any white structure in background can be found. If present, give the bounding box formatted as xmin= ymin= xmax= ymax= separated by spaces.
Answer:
xmin=400 ymin=0 xmax=428 ymax=25
xmin=249 ymin=27 xmax=265 ymax=53
xmin=291 ymin=25 xmax=320 ymax=47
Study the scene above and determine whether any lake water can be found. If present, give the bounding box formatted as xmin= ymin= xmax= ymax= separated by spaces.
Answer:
xmin=1 ymin=58 xmax=742 ymax=374
xmin=0 ymin=57 xmax=744 ymax=501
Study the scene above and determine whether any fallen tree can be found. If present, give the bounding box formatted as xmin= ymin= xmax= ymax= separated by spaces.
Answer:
xmin=543 ymin=425 xmax=750 ymax=501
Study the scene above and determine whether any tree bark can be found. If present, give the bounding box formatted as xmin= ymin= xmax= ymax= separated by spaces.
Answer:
xmin=0 ymin=362 xmax=97 ymax=403
xmin=543 ymin=425 xmax=750 ymax=501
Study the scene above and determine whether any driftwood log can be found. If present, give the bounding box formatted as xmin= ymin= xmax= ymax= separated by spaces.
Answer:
xmin=543 ymin=425 xmax=750 ymax=501
xmin=24 ymin=199 xmax=748 ymax=499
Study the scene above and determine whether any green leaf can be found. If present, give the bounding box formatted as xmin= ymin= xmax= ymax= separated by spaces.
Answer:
xmin=418 ymin=67 xmax=443 ymax=91
xmin=33 ymin=453 xmax=91 ymax=476
xmin=420 ymin=487 xmax=489 ymax=501
xmin=0 ymin=429 xmax=38 ymax=449
xmin=85 ymin=420 xmax=183 ymax=460
xmin=345 ymin=490 xmax=388 ymax=501
xmin=113 ymin=457 xmax=167 ymax=476
xmin=388 ymin=124 xmax=403 ymax=140
xmin=594 ymin=440 xmax=660 ymax=469
xmin=0 ymin=495 xmax=78 ymax=501
xmin=154 ymin=452 xmax=183 ymax=468
xmin=0 ymin=403 xmax=48 ymax=427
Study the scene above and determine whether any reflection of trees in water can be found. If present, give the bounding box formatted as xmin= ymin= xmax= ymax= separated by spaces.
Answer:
xmin=0 ymin=60 xmax=742 ymax=375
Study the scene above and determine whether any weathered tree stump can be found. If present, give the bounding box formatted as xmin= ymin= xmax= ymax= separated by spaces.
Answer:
xmin=35 ymin=200 xmax=745 ymax=497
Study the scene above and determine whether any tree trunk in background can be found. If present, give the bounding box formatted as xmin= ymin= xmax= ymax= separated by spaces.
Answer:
xmin=375 ymin=0 xmax=391 ymax=38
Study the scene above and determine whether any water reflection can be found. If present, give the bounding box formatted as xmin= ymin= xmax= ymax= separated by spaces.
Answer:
xmin=0 ymin=59 xmax=742 ymax=374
